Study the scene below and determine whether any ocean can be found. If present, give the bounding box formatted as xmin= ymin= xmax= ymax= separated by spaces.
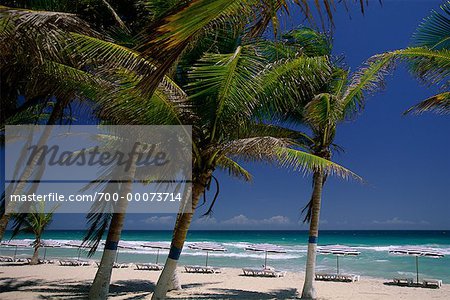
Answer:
xmin=2 ymin=230 xmax=449 ymax=282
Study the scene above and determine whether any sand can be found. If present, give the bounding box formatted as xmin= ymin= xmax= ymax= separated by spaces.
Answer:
xmin=0 ymin=262 xmax=448 ymax=299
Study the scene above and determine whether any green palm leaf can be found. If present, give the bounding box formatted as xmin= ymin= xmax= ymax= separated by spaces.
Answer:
xmin=276 ymin=147 xmax=361 ymax=180
xmin=188 ymin=44 xmax=265 ymax=139
xmin=255 ymin=55 xmax=332 ymax=117
xmin=413 ymin=1 xmax=450 ymax=50
xmin=404 ymin=91 xmax=450 ymax=115
xmin=217 ymin=156 xmax=252 ymax=181
xmin=341 ymin=53 xmax=395 ymax=118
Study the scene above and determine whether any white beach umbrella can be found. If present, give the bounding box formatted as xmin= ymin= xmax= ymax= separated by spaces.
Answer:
xmin=317 ymin=245 xmax=361 ymax=274
xmin=389 ymin=247 xmax=444 ymax=284
xmin=188 ymin=242 xmax=227 ymax=267
xmin=39 ymin=240 xmax=62 ymax=260
xmin=0 ymin=240 xmax=32 ymax=260
xmin=244 ymin=244 xmax=286 ymax=268
xmin=142 ymin=242 xmax=170 ymax=264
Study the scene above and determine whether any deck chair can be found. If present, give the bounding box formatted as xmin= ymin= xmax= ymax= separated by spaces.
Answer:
xmin=185 ymin=265 xmax=221 ymax=273
xmin=136 ymin=263 xmax=163 ymax=271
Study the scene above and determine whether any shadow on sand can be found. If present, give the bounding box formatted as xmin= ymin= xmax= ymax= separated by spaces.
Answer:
xmin=0 ymin=277 xmax=155 ymax=299
xmin=0 ymin=276 xmax=300 ymax=299
xmin=166 ymin=288 xmax=299 ymax=299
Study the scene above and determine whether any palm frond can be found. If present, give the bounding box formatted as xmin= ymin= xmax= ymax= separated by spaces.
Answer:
xmin=304 ymin=93 xmax=342 ymax=129
xmin=341 ymin=52 xmax=395 ymax=119
xmin=412 ymin=1 xmax=450 ymax=50
xmin=0 ymin=5 xmax=99 ymax=62
xmin=404 ymin=91 xmax=450 ymax=115
xmin=234 ymin=123 xmax=314 ymax=147
xmin=217 ymin=156 xmax=252 ymax=181
xmin=394 ymin=47 xmax=450 ymax=87
xmin=282 ymin=27 xmax=332 ymax=57
xmin=276 ymin=147 xmax=361 ymax=180
xmin=188 ymin=44 xmax=265 ymax=138
xmin=255 ymin=55 xmax=332 ymax=117
xmin=137 ymin=0 xmax=367 ymax=96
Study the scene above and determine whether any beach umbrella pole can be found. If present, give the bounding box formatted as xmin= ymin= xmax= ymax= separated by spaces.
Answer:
xmin=156 ymin=249 xmax=160 ymax=264
xmin=337 ymin=256 xmax=340 ymax=274
xmin=14 ymin=246 xmax=18 ymax=260
xmin=264 ymin=251 xmax=268 ymax=268
xmin=206 ymin=251 xmax=209 ymax=267
xmin=43 ymin=247 xmax=47 ymax=260
xmin=416 ymin=256 xmax=419 ymax=284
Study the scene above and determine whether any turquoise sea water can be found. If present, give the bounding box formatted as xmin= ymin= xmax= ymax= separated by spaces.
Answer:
xmin=2 ymin=230 xmax=449 ymax=282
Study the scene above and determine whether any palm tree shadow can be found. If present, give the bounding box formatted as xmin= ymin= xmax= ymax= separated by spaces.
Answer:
xmin=0 ymin=277 xmax=156 ymax=299
xmin=167 ymin=288 xmax=299 ymax=299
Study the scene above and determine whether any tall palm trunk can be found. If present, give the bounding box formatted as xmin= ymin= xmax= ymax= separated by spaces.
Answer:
xmin=0 ymin=100 xmax=66 ymax=241
xmin=89 ymin=150 xmax=139 ymax=299
xmin=151 ymin=171 xmax=211 ymax=300
xmin=30 ymin=238 xmax=41 ymax=265
xmin=301 ymin=171 xmax=324 ymax=300
xmin=0 ymin=217 xmax=9 ymax=241
xmin=88 ymin=211 xmax=126 ymax=299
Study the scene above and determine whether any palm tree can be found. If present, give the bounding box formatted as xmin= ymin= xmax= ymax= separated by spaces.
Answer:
xmin=150 ymin=35 xmax=360 ymax=299
xmin=10 ymin=202 xmax=57 ymax=265
xmin=299 ymin=65 xmax=386 ymax=298
xmin=249 ymin=28 xmax=390 ymax=299
xmin=1 ymin=1 xmax=369 ymax=297
xmin=0 ymin=5 xmax=117 ymax=240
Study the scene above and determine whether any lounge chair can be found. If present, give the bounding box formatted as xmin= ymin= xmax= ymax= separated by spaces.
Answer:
xmin=185 ymin=265 xmax=221 ymax=273
xmin=315 ymin=273 xmax=360 ymax=282
xmin=337 ymin=274 xmax=360 ymax=282
xmin=392 ymin=277 xmax=414 ymax=286
xmin=94 ymin=261 xmax=129 ymax=268
xmin=15 ymin=257 xmax=29 ymax=263
xmin=0 ymin=256 xmax=14 ymax=262
xmin=136 ymin=263 xmax=163 ymax=271
xmin=422 ymin=279 xmax=442 ymax=289
xmin=59 ymin=259 xmax=90 ymax=266
xmin=242 ymin=267 xmax=285 ymax=277
xmin=113 ymin=262 xmax=130 ymax=268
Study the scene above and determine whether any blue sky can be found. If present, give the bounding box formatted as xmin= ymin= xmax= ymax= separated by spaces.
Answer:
xmin=4 ymin=0 xmax=450 ymax=230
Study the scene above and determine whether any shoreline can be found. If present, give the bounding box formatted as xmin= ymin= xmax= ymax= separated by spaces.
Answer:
xmin=1 ymin=262 xmax=448 ymax=299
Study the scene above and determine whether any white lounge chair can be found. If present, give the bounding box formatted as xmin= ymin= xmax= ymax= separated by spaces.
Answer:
xmin=0 ymin=256 xmax=14 ymax=262
xmin=15 ymin=257 xmax=29 ymax=263
xmin=136 ymin=263 xmax=163 ymax=271
xmin=393 ymin=277 xmax=414 ymax=286
xmin=185 ymin=265 xmax=221 ymax=273
xmin=315 ymin=273 xmax=360 ymax=282
xmin=59 ymin=259 xmax=90 ymax=266
xmin=422 ymin=279 xmax=442 ymax=289
xmin=95 ymin=261 xmax=129 ymax=268
xmin=337 ymin=274 xmax=360 ymax=282
xmin=242 ymin=267 xmax=285 ymax=277
xmin=113 ymin=262 xmax=130 ymax=268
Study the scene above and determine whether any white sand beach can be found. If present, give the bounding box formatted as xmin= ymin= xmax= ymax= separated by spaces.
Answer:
xmin=0 ymin=262 xmax=448 ymax=299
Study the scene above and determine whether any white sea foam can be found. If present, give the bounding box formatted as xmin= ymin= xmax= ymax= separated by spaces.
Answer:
xmin=7 ymin=238 xmax=450 ymax=255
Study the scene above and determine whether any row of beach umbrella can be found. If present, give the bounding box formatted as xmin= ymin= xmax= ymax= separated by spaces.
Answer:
xmin=0 ymin=240 xmax=444 ymax=281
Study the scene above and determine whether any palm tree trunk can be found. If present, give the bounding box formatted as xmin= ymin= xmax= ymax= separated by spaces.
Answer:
xmin=88 ymin=210 xmax=126 ymax=299
xmin=0 ymin=215 xmax=10 ymax=241
xmin=30 ymin=238 xmax=41 ymax=265
xmin=0 ymin=99 xmax=66 ymax=241
xmin=152 ymin=171 xmax=211 ymax=300
xmin=89 ymin=150 xmax=139 ymax=299
xmin=301 ymin=171 xmax=324 ymax=300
